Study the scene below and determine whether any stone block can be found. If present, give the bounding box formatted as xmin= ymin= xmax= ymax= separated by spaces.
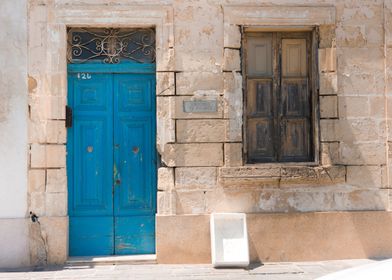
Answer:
xmin=30 ymin=96 xmax=66 ymax=121
xmin=337 ymin=47 xmax=384 ymax=76
xmin=28 ymin=169 xmax=46 ymax=193
xmin=157 ymin=47 xmax=175 ymax=72
xmin=336 ymin=2 xmax=382 ymax=25
xmin=46 ymin=169 xmax=66 ymax=193
xmin=39 ymin=217 xmax=68 ymax=265
xmin=347 ymin=165 xmax=382 ymax=188
xmin=223 ymin=72 xmax=243 ymax=142
xmin=30 ymin=144 xmax=46 ymax=168
xmin=156 ymin=72 xmax=175 ymax=96
xmin=370 ymin=96 xmax=386 ymax=118
xmin=46 ymin=145 xmax=66 ymax=168
xmin=337 ymin=23 xmax=383 ymax=48
xmin=339 ymin=142 xmax=386 ymax=165
xmin=224 ymin=5 xmax=335 ymax=25
xmin=176 ymin=72 xmax=224 ymax=95
xmin=338 ymin=96 xmax=369 ymax=118
xmin=29 ymin=192 xmax=45 ymax=217
xmin=255 ymin=187 xmax=388 ymax=212
xmin=174 ymin=10 xmax=222 ymax=51
xmin=319 ymin=73 xmax=338 ymax=95
xmin=219 ymin=166 xmax=280 ymax=187
xmin=389 ymin=142 xmax=392 ymax=158
xmin=205 ymin=188 xmax=260 ymax=213
xmin=28 ymin=120 xmax=46 ymax=144
xmin=336 ymin=25 xmax=367 ymax=48
xmin=157 ymin=191 xmax=175 ymax=215
xmin=45 ymin=192 xmax=67 ymax=217
xmin=338 ymin=72 xmax=384 ymax=96
xmin=389 ymin=123 xmax=392 ymax=141
xmin=175 ymin=190 xmax=205 ymax=214
xmin=219 ymin=165 xmax=345 ymax=188
xmin=223 ymin=48 xmax=241 ymax=71
xmin=320 ymin=119 xmax=339 ymax=141
xmin=31 ymin=144 xmax=66 ymax=168
xmin=173 ymin=95 xmax=223 ymax=119
xmin=156 ymin=215 xmax=211 ymax=264
xmin=386 ymin=1 xmax=392 ymax=46
xmin=176 ymin=119 xmax=226 ymax=142
xmin=320 ymin=95 xmax=338 ymax=118
xmin=46 ymin=120 xmax=66 ymax=144
xmin=174 ymin=49 xmax=222 ymax=72
xmin=224 ymin=24 xmax=241 ymax=49
xmin=280 ymin=166 xmax=346 ymax=185
xmin=339 ymin=119 xmax=385 ymax=142
xmin=173 ymin=3 xmax=223 ymax=71
xmin=49 ymin=73 xmax=67 ymax=97
xmin=319 ymin=48 xmax=336 ymax=73
xmin=321 ymin=142 xmax=339 ymax=166
xmin=162 ymin=143 xmax=223 ymax=167
xmin=224 ymin=143 xmax=243 ymax=167
xmin=156 ymin=96 xmax=175 ymax=154
xmin=175 ymin=167 xmax=217 ymax=190
xmin=319 ymin=24 xmax=336 ymax=48
xmin=157 ymin=167 xmax=174 ymax=191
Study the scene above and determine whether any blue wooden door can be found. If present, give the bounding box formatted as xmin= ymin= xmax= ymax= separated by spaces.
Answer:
xmin=67 ymin=69 xmax=156 ymax=256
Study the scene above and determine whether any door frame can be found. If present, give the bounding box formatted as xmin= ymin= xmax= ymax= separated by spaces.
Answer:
xmin=66 ymin=61 xmax=157 ymax=256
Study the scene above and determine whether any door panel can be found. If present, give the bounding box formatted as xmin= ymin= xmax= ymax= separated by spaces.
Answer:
xmin=280 ymin=119 xmax=310 ymax=161
xmin=246 ymin=34 xmax=273 ymax=77
xmin=69 ymin=217 xmax=113 ymax=256
xmin=115 ymin=118 xmax=153 ymax=214
xmin=68 ymin=73 xmax=114 ymax=256
xmin=247 ymin=119 xmax=274 ymax=162
xmin=115 ymin=216 xmax=155 ymax=255
xmin=282 ymin=39 xmax=307 ymax=77
xmin=113 ymin=74 xmax=156 ymax=255
xmin=73 ymin=118 xmax=112 ymax=214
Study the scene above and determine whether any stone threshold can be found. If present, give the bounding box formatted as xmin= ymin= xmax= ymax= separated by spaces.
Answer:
xmin=66 ymin=254 xmax=156 ymax=266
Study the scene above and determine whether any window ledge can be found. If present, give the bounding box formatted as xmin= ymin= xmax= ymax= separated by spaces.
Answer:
xmin=218 ymin=165 xmax=346 ymax=187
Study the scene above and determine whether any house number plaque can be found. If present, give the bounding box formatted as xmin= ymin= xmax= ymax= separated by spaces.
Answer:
xmin=183 ymin=100 xmax=217 ymax=113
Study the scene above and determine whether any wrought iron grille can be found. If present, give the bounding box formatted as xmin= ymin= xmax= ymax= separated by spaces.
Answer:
xmin=67 ymin=28 xmax=156 ymax=64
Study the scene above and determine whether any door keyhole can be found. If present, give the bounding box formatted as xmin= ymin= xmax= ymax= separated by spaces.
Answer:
xmin=132 ymin=146 xmax=139 ymax=154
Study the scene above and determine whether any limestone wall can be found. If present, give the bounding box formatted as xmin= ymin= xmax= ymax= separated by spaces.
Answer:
xmin=157 ymin=0 xmax=391 ymax=215
xmin=22 ymin=0 xmax=392 ymax=266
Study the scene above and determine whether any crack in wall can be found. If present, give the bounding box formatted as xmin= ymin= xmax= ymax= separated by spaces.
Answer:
xmin=29 ymin=212 xmax=48 ymax=267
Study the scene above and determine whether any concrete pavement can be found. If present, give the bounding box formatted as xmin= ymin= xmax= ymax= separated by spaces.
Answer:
xmin=0 ymin=259 xmax=378 ymax=279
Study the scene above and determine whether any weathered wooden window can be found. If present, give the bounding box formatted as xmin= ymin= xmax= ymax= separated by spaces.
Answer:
xmin=244 ymin=31 xmax=317 ymax=163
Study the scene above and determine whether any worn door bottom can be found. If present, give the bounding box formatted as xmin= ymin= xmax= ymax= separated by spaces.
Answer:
xmin=66 ymin=254 xmax=156 ymax=266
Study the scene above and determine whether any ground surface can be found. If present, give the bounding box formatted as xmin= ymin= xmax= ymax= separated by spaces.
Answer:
xmin=0 ymin=259 xmax=377 ymax=280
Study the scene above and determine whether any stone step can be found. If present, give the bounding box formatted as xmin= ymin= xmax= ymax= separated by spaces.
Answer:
xmin=66 ymin=254 xmax=157 ymax=266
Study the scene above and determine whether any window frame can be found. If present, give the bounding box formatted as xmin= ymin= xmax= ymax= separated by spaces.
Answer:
xmin=242 ymin=27 xmax=320 ymax=165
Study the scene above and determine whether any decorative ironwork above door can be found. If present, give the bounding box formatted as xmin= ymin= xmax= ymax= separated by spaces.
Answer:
xmin=67 ymin=28 xmax=155 ymax=64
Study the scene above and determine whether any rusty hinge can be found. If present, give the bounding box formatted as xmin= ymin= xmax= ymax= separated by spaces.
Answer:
xmin=65 ymin=106 xmax=73 ymax=128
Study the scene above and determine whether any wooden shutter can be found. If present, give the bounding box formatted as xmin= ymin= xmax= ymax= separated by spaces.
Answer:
xmin=245 ymin=32 xmax=314 ymax=163
xmin=246 ymin=34 xmax=275 ymax=162
xmin=280 ymin=38 xmax=311 ymax=161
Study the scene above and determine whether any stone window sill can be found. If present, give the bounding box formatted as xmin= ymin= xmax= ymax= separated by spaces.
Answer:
xmin=218 ymin=165 xmax=346 ymax=187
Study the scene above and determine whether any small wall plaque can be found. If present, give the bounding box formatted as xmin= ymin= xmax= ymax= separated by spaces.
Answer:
xmin=183 ymin=100 xmax=218 ymax=113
